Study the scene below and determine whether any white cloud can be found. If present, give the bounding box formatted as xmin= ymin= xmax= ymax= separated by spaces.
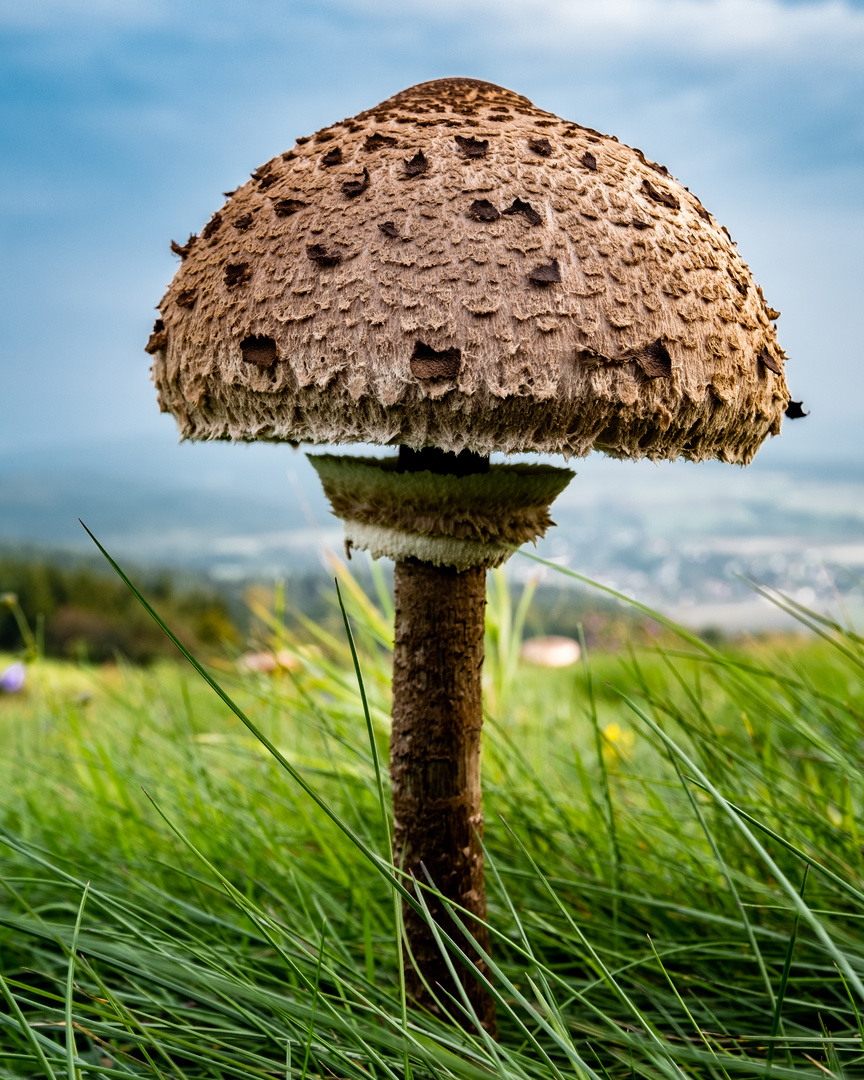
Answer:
xmin=6 ymin=0 xmax=863 ymax=70
xmin=341 ymin=0 xmax=864 ymax=65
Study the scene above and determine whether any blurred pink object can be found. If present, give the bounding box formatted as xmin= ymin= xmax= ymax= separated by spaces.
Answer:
xmin=0 ymin=661 xmax=26 ymax=693
xmin=239 ymin=649 xmax=300 ymax=674
xmin=519 ymin=636 xmax=581 ymax=668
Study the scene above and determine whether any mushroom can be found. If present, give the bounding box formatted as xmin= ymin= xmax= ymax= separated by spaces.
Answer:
xmin=148 ymin=78 xmax=795 ymax=1034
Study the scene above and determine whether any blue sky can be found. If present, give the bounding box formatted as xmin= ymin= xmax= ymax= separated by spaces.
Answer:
xmin=2 ymin=0 xmax=863 ymax=463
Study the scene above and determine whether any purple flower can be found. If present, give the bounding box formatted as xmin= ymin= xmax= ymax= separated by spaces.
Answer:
xmin=0 ymin=661 xmax=26 ymax=693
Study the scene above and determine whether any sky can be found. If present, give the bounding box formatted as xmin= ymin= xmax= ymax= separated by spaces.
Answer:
xmin=2 ymin=0 xmax=863 ymax=466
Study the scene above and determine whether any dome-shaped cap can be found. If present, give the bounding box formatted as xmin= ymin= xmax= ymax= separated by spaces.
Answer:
xmin=149 ymin=78 xmax=791 ymax=463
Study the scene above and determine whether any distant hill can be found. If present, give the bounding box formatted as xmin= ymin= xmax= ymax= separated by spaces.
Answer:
xmin=0 ymin=436 xmax=338 ymax=575
xmin=3 ymin=435 xmax=864 ymax=630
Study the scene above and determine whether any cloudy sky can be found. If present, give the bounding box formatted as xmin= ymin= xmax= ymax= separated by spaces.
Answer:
xmin=2 ymin=0 xmax=862 ymax=464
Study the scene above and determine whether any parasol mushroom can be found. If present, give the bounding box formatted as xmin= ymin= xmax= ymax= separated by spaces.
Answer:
xmin=147 ymin=78 xmax=796 ymax=1034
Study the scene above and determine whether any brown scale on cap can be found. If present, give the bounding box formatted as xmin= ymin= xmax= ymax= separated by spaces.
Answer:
xmin=170 ymin=235 xmax=196 ymax=259
xmin=342 ymin=168 xmax=369 ymax=197
xmin=145 ymin=319 xmax=167 ymax=354
xmin=642 ymin=178 xmax=680 ymax=211
xmin=240 ymin=335 xmax=279 ymax=367
xmin=200 ymin=212 xmax=222 ymax=240
xmin=528 ymin=258 xmax=562 ymax=285
xmin=365 ymin=132 xmax=397 ymax=151
xmin=223 ymin=262 xmax=250 ymax=288
xmin=467 ymin=199 xmax=500 ymax=222
xmin=272 ymin=198 xmax=306 ymax=216
xmin=403 ymin=151 xmax=428 ymax=177
xmin=306 ymin=244 xmax=341 ymax=266
xmin=528 ymin=137 xmax=552 ymax=157
xmin=455 ymin=135 xmax=488 ymax=158
xmin=759 ymin=347 xmax=783 ymax=375
xmin=502 ymin=198 xmax=542 ymax=226
xmin=410 ymin=341 xmax=462 ymax=380
xmin=151 ymin=77 xmax=793 ymax=463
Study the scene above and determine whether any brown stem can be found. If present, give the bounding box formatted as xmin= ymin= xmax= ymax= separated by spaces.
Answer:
xmin=390 ymin=447 xmax=497 ymax=1035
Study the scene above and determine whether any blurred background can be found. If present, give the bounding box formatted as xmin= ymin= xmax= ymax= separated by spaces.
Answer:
xmin=2 ymin=0 xmax=863 ymax=642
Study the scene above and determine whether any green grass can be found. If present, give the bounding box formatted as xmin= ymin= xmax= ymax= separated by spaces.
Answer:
xmin=1 ymin=552 xmax=864 ymax=1078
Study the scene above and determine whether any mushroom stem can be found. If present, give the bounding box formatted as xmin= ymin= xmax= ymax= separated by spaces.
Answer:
xmin=391 ymin=447 xmax=497 ymax=1036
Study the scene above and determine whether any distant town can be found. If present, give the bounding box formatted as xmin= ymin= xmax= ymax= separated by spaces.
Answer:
xmin=3 ymin=436 xmax=863 ymax=633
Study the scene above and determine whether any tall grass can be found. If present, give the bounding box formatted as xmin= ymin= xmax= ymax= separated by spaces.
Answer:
xmin=1 ymin=548 xmax=863 ymax=1077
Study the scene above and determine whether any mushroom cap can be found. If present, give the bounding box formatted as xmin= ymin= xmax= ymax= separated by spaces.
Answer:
xmin=150 ymin=78 xmax=790 ymax=463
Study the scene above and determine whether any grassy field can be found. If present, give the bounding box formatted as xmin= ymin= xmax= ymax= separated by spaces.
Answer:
xmin=1 ymin=556 xmax=864 ymax=1078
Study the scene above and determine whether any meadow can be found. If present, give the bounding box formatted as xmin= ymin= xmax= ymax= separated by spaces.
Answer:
xmin=1 ymin=555 xmax=863 ymax=1079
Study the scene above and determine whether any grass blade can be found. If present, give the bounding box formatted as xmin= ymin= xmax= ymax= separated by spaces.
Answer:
xmin=767 ymin=864 xmax=809 ymax=1074
xmin=65 ymin=881 xmax=90 ymax=1080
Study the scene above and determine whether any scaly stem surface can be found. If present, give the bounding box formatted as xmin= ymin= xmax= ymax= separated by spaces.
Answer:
xmin=390 ymin=446 xmax=496 ymax=1035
